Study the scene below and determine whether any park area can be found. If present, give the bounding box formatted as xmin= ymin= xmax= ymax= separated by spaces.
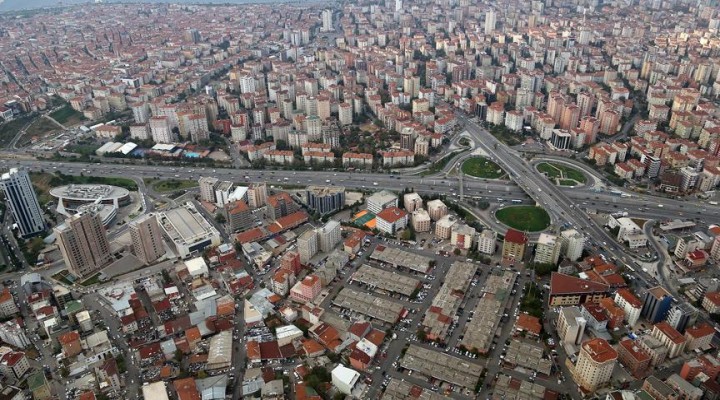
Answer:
xmin=49 ymin=105 xmax=84 ymax=126
xmin=495 ymin=205 xmax=550 ymax=232
xmin=536 ymin=162 xmax=587 ymax=186
xmin=151 ymin=179 xmax=198 ymax=192
xmin=461 ymin=156 xmax=505 ymax=179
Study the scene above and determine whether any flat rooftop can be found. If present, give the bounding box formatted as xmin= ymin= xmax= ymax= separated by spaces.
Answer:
xmin=158 ymin=203 xmax=220 ymax=246
xmin=370 ymin=245 xmax=432 ymax=273
xmin=50 ymin=184 xmax=130 ymax=201
xmin=351 ymin=264 xmax=421 ymax=297
xmin=493 ymin=374 xmax=556 ymax=400
xmin=332 ymin=288 xmax=404 ymax=324
xmin=400 ymin=344 xmax=483 ymax=390
xmin=504 ymin=339 xmax=553 ymax=376
xmin=459 ymin=294 xmax=502 ymax=353
xmin=381 ymin=377 xmax=447 ymax=400
xmin=307 ymin=185 xmax=346 ymax=196
xmin=422 ymin=261 xmax=477 ymax=340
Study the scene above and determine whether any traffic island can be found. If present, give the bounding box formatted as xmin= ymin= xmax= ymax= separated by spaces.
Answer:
xmin=461 ymin=156 xmax=506 ymax=179
xmin=495 ymin=206 xmax=551 ymax=232
xmin=536 ymin=162 xmax=586 ymax=187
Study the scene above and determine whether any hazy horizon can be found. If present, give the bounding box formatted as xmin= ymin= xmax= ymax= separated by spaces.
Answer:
xmin=0 ymin=0 xmax=299 ymax=13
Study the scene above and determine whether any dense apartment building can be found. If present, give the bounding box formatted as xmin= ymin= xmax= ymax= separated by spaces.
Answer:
xmin=55 ymin=211 xmax=112 ymax=277
xmin=129 ymin=213 xmax=165 ymax=265
xmin=0 ymin=168 xmax=45 ymax=238
xmin=573 ymin=338 xmax=617 ymax=392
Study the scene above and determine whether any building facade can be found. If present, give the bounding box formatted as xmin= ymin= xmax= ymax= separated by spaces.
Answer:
xmin=129 ymin=213 xmax=165 ymax=265
xmin=0 ymin=168 xmax=44 ymax=237
xmin=573 ymin=338 xmax=617 ymax=392
xmin=55 ymin=212 xmax=112 ymax=277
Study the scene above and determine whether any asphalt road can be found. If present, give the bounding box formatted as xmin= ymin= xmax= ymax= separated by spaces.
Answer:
xmin=8 ymin=158 xmax=717 ymax=225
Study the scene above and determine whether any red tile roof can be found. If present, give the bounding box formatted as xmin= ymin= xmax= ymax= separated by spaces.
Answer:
xmin=515 ymin=314 xmax=542 ymax=335
xmin=227 ymin=200 xmax=249 ymax=214
xmin=236 ymin=227 xmax=266 ymax=243
xmin=582 ymin=338 xmax=618 ymax=363
xmin=258 ymin=341 xmax=283 ymax=359
xmin=58 ymin=331 xmax=80 ymax=345
xmin=685 ymin=323 xmax=715 ymax=339
xmin=704 ymin=291 xmax=720 ymax=306
xmin=655 ymin=322 xmax=686 ymax=344
xmin=376 ymin=207 xmax=407 ymax=224
xmin=173 ymin=378 xmax=200 ymax=400
xmin=616 ymin=289 xmax=642 ymax=308
xmin=504 ymin=229 xmax=528 ymax=244
xmin=550 ymin=272 xmax=609 ymax=296
xmin=618 ymin=339 xmax=650 ymax=362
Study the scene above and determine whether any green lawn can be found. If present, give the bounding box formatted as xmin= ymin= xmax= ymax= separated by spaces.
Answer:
xmin=461 ymin=156 xmax=505 ymax=179
xmin=519 ymin=283 xmax=544 ymax=319
xmin=495 ymin=206 xmax=550 ymax=232
xmin=536 ymin=162 xmax=586 ymax=184
xmin=51 ymin=270 xmax=74 ymax=285
xmin=64 ymin=143 xmax=101 ymax=156
xmin=50 ymin=105 xmax=83 ymax=126
xmin=24 ymin=117 xmax=59 ymax=138
xmin=0 ymin=115 xmax=34 ymax=148
xmin=79 ymin=273 xmax=102 ymax=286
xmin=153 ymin=179 xmax=197 ymax=192
xmin=558 ymin=179 xmax=577 ymax=186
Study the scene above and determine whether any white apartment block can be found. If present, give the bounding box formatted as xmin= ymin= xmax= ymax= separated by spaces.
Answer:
xmin=476 ymin=229 xmax=497 ymax=255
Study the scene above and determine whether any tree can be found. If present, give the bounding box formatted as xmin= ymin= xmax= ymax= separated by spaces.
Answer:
xmin=276 ymin=139 xmax=289 ymax=151
xmin=416 ymin=329 xmax=427 ymax=341
xmin=453 ymin=248 xmax=462 ymax=256
xmin=214 ymin=213 xmax=226 ymax=224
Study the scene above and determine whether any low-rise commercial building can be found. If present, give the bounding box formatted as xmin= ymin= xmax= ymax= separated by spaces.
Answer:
xmin=332 ymin=288 xmax=405 ymax=324
xmin=422 ymin=262 xmax=476 ymax=341
xmin=375 ymin=207 xmax=408 ymax=235
xmin=370 ymin=246 xmax=432 ymax=274
xmin=549 ymin=273 xmax=610 ymax=307
xmin=366 ymin=191 xmax=397 ymax=214
xmin=400 ymin=345 xmax=483 ymax=391
xmin=158 ymin=203 xmax=222 ymax=259
xmin=351 ymin=265 xmax=421 ymax=297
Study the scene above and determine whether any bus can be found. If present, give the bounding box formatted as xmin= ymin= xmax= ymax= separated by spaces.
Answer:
xmin=511 ymin=199 xmax=522 ymax=204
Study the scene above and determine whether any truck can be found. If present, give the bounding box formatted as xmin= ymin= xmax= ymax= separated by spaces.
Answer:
xmin=710 ymin=201 xmax=718 ymax=206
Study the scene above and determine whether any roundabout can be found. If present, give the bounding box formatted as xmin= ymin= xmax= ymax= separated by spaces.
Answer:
xmin=495 ymin=205 xmax=551 ymax=232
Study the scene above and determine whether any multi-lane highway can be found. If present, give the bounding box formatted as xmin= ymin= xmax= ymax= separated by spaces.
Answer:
xmin=457 ymin=115 xmax=696 ymax=289
xmin=11 ymin=153 xmax=719 ymax=225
